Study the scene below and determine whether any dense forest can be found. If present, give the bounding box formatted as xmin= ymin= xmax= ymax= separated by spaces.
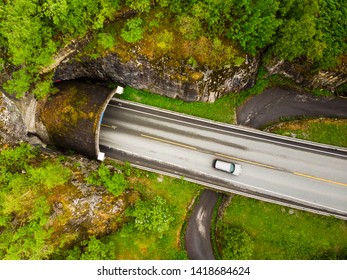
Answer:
xmin=0 ymin=0 xmax=346 ymax=98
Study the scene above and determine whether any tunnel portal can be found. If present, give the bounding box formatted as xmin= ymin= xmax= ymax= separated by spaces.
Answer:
xmin=40 ymin=80 xmax=117 ymax=159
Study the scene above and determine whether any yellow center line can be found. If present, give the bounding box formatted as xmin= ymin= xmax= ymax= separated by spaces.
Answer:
xmin=293 ymin=172 xmax=347 ymax=187
xmin=101 ymin=123 xmax=117 ymax=129
xmin=215 ymin=153 xmax=279 ymax=170
xmin=141 ymin=134 xmax=197 ymax=150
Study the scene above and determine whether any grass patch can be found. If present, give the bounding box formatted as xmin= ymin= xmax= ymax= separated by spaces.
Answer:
xmin=266 ymin=118 xmax=347 ymax=148
xmin=217 ymin=196 xmax=347 ymax=260
xmin=119 ymin=86 xmax=236 ymax=124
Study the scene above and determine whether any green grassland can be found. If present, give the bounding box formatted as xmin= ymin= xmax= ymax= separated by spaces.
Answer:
xmin=265 ymin=118 xmax=347 ymax=148
xmin=119 ymin=86 xmax=237 ymax=124
xmin=217 ymin=196 xmax=347 ymax=260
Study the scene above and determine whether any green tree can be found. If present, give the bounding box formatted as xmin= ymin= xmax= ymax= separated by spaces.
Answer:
xmin=316 ymin=0 xmax=347 ymax=68
xmin=0 ymin=0 xmax=121 ymax=98
xmin=121 ymin=17 xmax=145 ymax=43
xmin=79 ymin=236 xmax=116 ymax=260
xmin=218 ymin=224 xmax=254 ymax=260
xmin=126 ymin=0 xmax=152 ymax=13
xmin=270 ymin=0 xmax=324 ymax=61
xmin=226 ymin=0 xmax=282 ymax=55
xmin=127 ymin=196 xmax=175 ymax=238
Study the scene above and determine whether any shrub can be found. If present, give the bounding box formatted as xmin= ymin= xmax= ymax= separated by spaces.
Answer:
xmin=156 ymin=30 xmax=174 ymax=51
xmin=127 ymin=196 xmax=175 ymax=238
xmin=86 ymin=163 xmax=127 ymax=197
xmin=177 ymin=15 xmax=202 ymax=40
xmin=0 ymin=143 xmax=37 ymax=173
xmin=121 ymin=18 xmax=144 ymax=43
xmin=78 ymin=236 xmax=116 ymax=260
xmin=218 ymin=224 xmax=254 ymax=260
xmin=97 ymin=33 xmax=116 ymax=50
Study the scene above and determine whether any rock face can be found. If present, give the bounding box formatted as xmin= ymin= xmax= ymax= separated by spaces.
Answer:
xmin=37 ymin=152 xmax=130 ymax=249
xmin=265 ymin=59 xmax=347 ymax=92
xmin=0 ymin=91 xmax=28 ymax=144
xmin=0 ymin=89 xmax=52 ymax=146
xmin=54 ymin=52 xmax=260 ymax=102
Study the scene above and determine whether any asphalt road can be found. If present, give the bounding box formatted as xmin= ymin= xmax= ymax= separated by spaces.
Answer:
xmin=185 ymin=190 xmax=219 ymax=260
xmin=237 ymin=88 xmax=347 ymax=128
xmin=99 ymin=99 xmax=347 ymax=219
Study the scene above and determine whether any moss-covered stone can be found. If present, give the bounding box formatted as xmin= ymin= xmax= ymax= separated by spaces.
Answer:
xmin=40 ymin=80 xmax=113 ymax=158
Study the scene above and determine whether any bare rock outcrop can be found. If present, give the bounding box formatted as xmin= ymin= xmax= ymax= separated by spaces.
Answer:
xmin=0 ymin=91 xmax=28 ymax=144
xmin=266 ymin=59 xmax=347 ymax=93
xmin=54 ymin=52 xmax=260 ymax=102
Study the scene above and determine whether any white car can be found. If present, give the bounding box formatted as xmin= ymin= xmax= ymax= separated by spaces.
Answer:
xmin=214 ymin=159 xmax=242 ymax=176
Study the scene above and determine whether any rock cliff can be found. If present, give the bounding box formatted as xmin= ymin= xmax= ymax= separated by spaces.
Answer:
xmin=0 ymin=91 xmax=28 ymax=144
xmin=266 ymin=59 xmax=347 ymax=93
xmin=54 ymin=52 xmax=260 ymax=102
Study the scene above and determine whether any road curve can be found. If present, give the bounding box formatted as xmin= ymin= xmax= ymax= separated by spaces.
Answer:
xmin=99 ymin=99 xmax=347 ymax=219
xmin=237 ymin=88 xmax=347 ymax=128
xmin=185 ymin=190 xmax=219 ymax=260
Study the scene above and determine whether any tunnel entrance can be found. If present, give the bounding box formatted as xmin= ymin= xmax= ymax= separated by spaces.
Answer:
xmin=40 ymin=80 xmax=117 ymax=159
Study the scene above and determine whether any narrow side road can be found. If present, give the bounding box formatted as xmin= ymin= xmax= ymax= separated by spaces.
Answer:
xmin=237 ymin=88 xmax=347 ymax=128
xmin=185 ymin=190 xmax=220 ymax=260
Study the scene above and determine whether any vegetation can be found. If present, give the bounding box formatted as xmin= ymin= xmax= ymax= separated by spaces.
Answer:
xmin=1 ymin=0 xmax=346 ymax=261
xmin=216 ymin=196 xmax=347 ymax=259
xmin=1 ymin=0 xmax=346 ymax=98
xmin=0 ymin=143 xmax=72 ymax=259
xmin=62 ymin=169 xmax=200 ymax=260
xmin=0 ymin=143 xmax=200 ymax=260
xmin=217 ymin=223 xmax=254 ymax=260
xmin=127 ymin=195 xmax=175 ymax=238
xmin=119 ymin=86 xmax=236 ymax=124
xmin=86 ymin=163 xmax=127 ymax=197
xmin=266 ymin=118 xmax=347 ymax=148
xmin=0 ymin=0 xmax=121 ymax=98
